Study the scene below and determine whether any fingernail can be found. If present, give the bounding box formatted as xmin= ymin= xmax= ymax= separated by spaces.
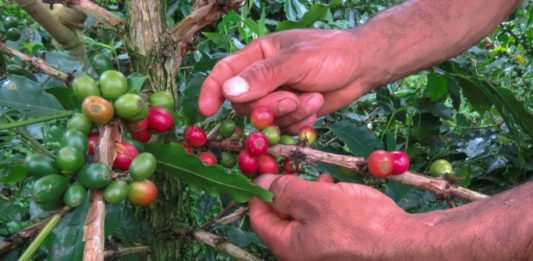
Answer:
xmin=223 ymin=76 xmax=249 ymax=97
xmin=278 ymin=98 xmax=298 ymax=114
xmin=306 ymin=96 xmax=323 ymax=113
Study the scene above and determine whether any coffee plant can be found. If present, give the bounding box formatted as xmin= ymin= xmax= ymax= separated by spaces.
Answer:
xmin=0 ymin=0 xmax=531 ymax=260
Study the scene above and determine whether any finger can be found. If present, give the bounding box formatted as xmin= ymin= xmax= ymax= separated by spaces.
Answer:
xmin=254 ymin=174 xmax=320 ymax=220
xmin=231 ymin=91 xmax=300 ymax=117
xmin=222 ymin=49 xmax=310 ymax=103
xmin=199 ymin=38 xmax=279 ymax=116
xmin=275 ymin=92 xmax=323 ymax=128
xmin=316 ymin=173 xmax=335 ymax=183
xmin=249 ymin=197 xmax=296 ymax=254
xmin=318 ymin=82 xmax=370 ymax=116
xmin=281 ymin=114 xmax=317 ymax=135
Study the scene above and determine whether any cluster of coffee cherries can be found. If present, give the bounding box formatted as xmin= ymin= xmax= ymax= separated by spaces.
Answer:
xmin=180 ymin=106 xmax=317 ymax=177
xmin=25 ymin=128 xmax=158 ymax=212
xmin=366 ymin=150 xmax=410 ymax=178
xmin=24 ymin=70 xmax=177 ymax=211
xmin=72 ymin=70 xmax=175 ymax=143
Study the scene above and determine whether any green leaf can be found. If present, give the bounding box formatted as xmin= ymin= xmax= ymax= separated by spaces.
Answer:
xmin=48 ymin=199 xmax=89 ymax=261
xmin=0 ymin=76 xmax=65 ymax=116
xmin=425 ymin=71 xmax=448 ymax=102
xmin=127 ymin=72 xmax=148 ymax=93
xmin=145 ymin=142 xmax=272 ymax=203
xmin=277 ymin=4 xmax=329 ymax=31
xmin=46 ymin=87 xmax=81 ymax=111
xmin=455 ymin=75 xmax=533 ymax=140
xmin=183 ymin=74 xmax=206 ymax=124
xmin=284 ymin=0 xmax=308 ymax=21
xmin=0 ymin=164 xmax=27 ymax=182
xmin=328 ymin=120 xmax=382 ymax=157
xmin=456 ymin=76 xmax=492 ymax=113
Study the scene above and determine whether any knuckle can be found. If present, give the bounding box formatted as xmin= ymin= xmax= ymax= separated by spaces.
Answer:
xmin=247 ymin=60 xmax=278 ymax=81
xmin=270 ymin=175 xmax=299 ymax=198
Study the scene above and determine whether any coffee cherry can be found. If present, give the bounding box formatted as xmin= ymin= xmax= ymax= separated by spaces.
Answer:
xmin=87 ymin=133 xmax=99 ymax=155
xmin=131 ymin=129 xmax=152 ymax=143
xmin=113 ymin=141 xmax=139 ymax=171
xmin=148 ymin=107 xmax=174 ymax=133
xmin=198 ymin=151 xmax=217 ymax=165
xmin=125 ymin=117 xmax=149 ymax=133
xmin=299 ymin=126 xmax=317 ymax=144
xmin=250 ymin=106 xmax=274 ymax=129
xmin=220 ymin=152 xmax=236 ymax=168
xmin=262 ymin=126 xmax=281 ymax=145
xmin=179 ymin=141 xmax=193 ymax=153
xmin=282 ymin=158 xmax=300 ymax=174
xmin=238 ymin=150 xmax=259 ymax=175
xmin=367 ymin=150 xmax=393 ymax=178
xmin=258 ymin=154 xmax=279 ymax=174
xmin=390 ymin=151 xmax=410 ymax=175
xmin=184 ymin=126 xmax=207 ymax=147
xmin=245 ymin=131 xmax=269 ymax=156
xmin=280 ymin=135 xmax=298 ymax=145
xmin=219 ymin=119 xmax=236 ymax=138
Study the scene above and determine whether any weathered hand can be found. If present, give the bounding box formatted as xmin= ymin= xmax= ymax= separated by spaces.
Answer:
xmin=198 ymin=29 xmax=372 ymax=133
xmin=249 ymin=174 xmax=408 ymax=260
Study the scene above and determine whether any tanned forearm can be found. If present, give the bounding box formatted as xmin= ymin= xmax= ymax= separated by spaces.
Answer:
xmin=354 ymin=0 xmax=522 ymax=88
xmin=392 ymin=182 xmax=533 ymax=260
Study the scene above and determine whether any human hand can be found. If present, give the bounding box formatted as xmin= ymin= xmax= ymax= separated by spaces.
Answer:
xmin=198 ymin=29 xmax=374 ymax=133
xmin=249 ymin=174 xmax=412 ymax=260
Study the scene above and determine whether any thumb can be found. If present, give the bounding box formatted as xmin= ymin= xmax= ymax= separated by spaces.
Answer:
xmin=254 ymin=174 xmax=320 ymax=220
xmin=222 ymin=51 xmax=300 ymax=103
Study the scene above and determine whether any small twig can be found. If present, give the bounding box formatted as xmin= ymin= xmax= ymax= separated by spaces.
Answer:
xmin=206 ymin=123 xmax=221 ymax=141
xmin=209 ymin=141 xmax=489 ymax=202
xmin=0 ymin=209 xmax=67 ymax=257
xmin=173 ymin=227 xmax=261 ymax=261
xmin=216 ymin=207 xmax=248 ymax=225
xmin=0 ymin=41 xmax=70 ymax=82
xmin=59 ymin=0 xmax=125 ymax=33
xmin=103 ymin=246 xmax=151 ymax=258
xmin=203 ymin=201 xmax=236 ymax=229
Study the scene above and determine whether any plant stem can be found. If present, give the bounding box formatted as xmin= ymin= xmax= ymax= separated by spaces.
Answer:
xmin=0 ymin=111 xmax=73 ymax=131
xmin=209 ymin=141 xmax=489 ymax=202
xmin=2 ymin=115 xmax=54 ymax=157
xmin=17 ymin=213 xmax=62 ymax=261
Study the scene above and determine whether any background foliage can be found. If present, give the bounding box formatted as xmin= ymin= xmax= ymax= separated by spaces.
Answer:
xmin=0 ymin=0 xmax=531 ymax=259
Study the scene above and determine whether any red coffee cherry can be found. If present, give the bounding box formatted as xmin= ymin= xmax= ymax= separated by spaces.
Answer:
xmin=390 ymin=151 xmax=410 ymax=175
xmin=282 ymin=158 xmax=300 ymax=174
xmin=113 ymin=141 xmax=139 ymax=171
xmin=250 ymin=106 xmax=274 ymax=129
xmin=179 ymin=141 xmax=193 ymax=154
xmin=367 ymin=150 xmax=393 ymax=178
xmin=131 ymin=129 xmax=152 ymax=143
xmin=245 ymin=131 xmax=269 ymax=156
xmin=148 ymin=106 xmax=174 ymax=133
xmin=198 ymin=151 xmax=217 ymax=165
xmin=125 ymin=117 xmax=149 ymax=133
xmin=238 ymin=150 xmax=259 ymax=176
xmin=184 ymin=125 xmax=207 ymax=147
xmin=258 ymin=154 xmax=279 ymax=174
xmin=87 ymin=133 xmax=99 ymax=155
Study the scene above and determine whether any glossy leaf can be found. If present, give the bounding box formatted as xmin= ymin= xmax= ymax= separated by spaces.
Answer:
xmin=0 ymin=164 xmax=27 ymax=182
xmin=48 ymin=199 xmax=88 ymax=261
xmin=425 ymin=71 xmax=448 ymax=102
xmin=127 ymin=72 xmax=148 ymax=93
xmin=328 ymin=120 xmax=382 ymax=157
xmin=182 ymin=74 xmax=206 ymax=124
xmin=0 ymin=76 xmax=64 ymax=116
xmin=145 ymin=142 xmax=272 ymax=203
xmin=277 ymin=4 xmax=329 ymax=31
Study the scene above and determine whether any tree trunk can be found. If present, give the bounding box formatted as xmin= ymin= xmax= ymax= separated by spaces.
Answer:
xmin=126 ymin=1 xmax=191 ymax=259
